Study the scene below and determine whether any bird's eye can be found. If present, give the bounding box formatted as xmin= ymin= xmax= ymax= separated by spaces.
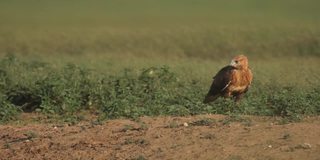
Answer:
xmin=235 ymin=60 xmax=238 ymax=63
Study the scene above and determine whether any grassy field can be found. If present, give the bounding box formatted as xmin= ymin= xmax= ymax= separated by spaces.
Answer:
xmin=0 ymin=0 xmax=320 ymax=123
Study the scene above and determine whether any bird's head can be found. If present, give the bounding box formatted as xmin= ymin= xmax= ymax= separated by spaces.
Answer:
xmin=230 ymin=55 xmax=249 ymax=70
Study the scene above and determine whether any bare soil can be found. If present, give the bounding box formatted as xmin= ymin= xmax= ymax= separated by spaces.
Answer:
xmin=1 ymin=114 xmax=320 ymax=160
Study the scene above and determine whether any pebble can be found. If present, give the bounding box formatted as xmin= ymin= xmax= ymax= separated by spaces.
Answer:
xmin=183 ymin=122 xmax=188 ymax=127
xmin=295 ymin=143 xmax=312 ymax=149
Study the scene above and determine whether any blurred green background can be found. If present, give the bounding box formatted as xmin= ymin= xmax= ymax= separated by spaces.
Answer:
xmin=0 ymin=0 xmax=319 ymax=58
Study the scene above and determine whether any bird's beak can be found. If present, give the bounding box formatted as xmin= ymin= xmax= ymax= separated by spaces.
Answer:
xmin=230 ymin=60 xmax=236 ymax=67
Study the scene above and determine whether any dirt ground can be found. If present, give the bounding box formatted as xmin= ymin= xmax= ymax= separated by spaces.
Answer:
xmin=1 ymin=114 xmax=320 ymax=160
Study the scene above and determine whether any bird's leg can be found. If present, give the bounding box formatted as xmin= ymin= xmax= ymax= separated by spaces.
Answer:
xmin=223 ymin=92 xmax=232 ymax=98
xmin=234 ymin=93 xmax=244 ymax=103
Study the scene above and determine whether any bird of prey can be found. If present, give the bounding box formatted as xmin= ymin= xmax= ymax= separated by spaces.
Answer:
xmin=203 ymin=55 xmax=253 ymax=103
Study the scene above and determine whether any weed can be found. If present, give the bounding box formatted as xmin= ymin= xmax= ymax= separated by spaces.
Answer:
xmin=167 ymin=121 xmax=180 ymax=128
xmin=135 ymin=138 xmax=149 ymax=146
xmin=3 ymin=143 xmax=11 ymax=149
xmin=63 ymin=115 xmax=83 ymax=125
xmin=123 ymin=138 xmax=149 ymax=146
xmin=281 ymin=133 xmax=291 ymax=140
xmin=133 ymin=155 xmax=147 ymax=160
xmin=220 ymin=114 xmax=251 ymax=126
xmin=91 ymin=120 xmax=103 ymax=126
xmin=228 ymin=155 xmax=243 ymax=160
xmin=189 ymin=118 xmax=216 ymax=126
xmin=24 ymin=131 xmax=38 ymax=139
xmin=120 ymin=124 xmax=134 ymax=132
xmin=276 ymin=117 xmax=298 ymax=125
xmin=138 ymin=121 xmax=149 ymax=130
xmin=123 ymin=138 xmax=135 ymax=145
xmin=0 ymin=94 xmax=20 ymax=123
xmin=199 ymin=133 xmax=216 ymax=139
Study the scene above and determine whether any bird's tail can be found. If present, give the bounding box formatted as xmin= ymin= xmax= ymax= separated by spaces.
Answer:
xmin=203 ymin=94 xmax=219 ymax=104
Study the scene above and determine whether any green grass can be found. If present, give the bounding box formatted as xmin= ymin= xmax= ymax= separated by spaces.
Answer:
xmin=0 ymin=54 xmax=319 ymax=123
xmin=1 ymin=26 xmax=320 ymax=58
xmin=0 ymin=0 xmax=320 ymax=123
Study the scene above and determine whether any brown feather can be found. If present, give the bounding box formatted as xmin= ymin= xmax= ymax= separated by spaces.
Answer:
xmin=204 ymin=55 xmax=253 ymax=103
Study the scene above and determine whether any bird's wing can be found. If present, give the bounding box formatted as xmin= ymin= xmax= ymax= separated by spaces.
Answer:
xmin=204 ymin=66 xmax=236 ymax=103
xmin=212 ymin=66 xmax=236 ymax=91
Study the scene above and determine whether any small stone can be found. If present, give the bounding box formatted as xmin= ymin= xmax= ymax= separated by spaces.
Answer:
xmin=295 ymin=143 xmax=312 ymax=149
xmin=303 ymin=143 xmax=312 ymax=149
xmin=183 ymin=122 xmax=188 ymax=127
xmin=268 ymin=145 xmax=272 ymax=148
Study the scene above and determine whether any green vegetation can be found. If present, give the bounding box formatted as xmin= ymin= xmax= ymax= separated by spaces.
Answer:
xmin=0 ymin=54 xmax=319 ymax=123
xmin=0 ymin=0 xmax=319 ymax=123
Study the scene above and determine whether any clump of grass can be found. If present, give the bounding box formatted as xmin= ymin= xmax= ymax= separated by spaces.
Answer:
xmin=24 ymin=131 xmax=38 ymax=139
xmin=124 ymin=138 xmax=149 ymax=146
xmin=189 ymin=118 xmax=216 ymax=126
xmin=220 ymin=114 xmax=252 ymax=126
xmin=0 ymin=94 xmax=19 ymax=123
xmin=120 ymin=124 xmax=134 ymax=132
xmin=281 ymin=133 xmax=291 ymax=140
xmin=228 ymin=155 xmax=243 ymax=160
xmin=199 ymin=132 xmax=216 ymax=139
xmin=133 ymin=155 xmax=147 ymax=160
xmin=166 ymin=121 xmax=180 ymax=128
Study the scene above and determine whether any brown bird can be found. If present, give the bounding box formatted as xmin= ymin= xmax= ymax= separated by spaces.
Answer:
xmin=203 ymin=55 xmax=253 ymax=103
